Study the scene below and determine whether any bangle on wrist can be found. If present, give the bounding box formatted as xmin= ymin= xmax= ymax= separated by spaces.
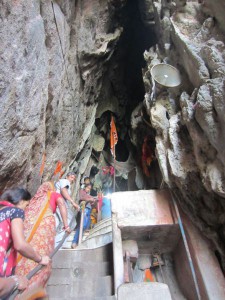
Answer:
xmin=11 ymin=275 xmax=19 ymax=291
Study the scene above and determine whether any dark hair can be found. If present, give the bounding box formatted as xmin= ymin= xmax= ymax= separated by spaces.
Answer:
xmin=1 ymin=188 xmax=31 ymax=205
xmin=84 ymin=183 xmax=92 ymax=189
xmin=67 ymin=172 xmax=76 ymax=177
xmin=90 ymin=166 xmax=99 ymax=177
xmin=84 ymin=177 xmax=90 ymax=181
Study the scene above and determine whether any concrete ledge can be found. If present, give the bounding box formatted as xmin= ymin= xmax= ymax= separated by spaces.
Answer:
xmin=117 ymin=282 xmax=172 ymax=300
xmin=111 ymin=189 xmax=177 ymax=227
xmin=112 ymin=213 xmax=124 ymax=293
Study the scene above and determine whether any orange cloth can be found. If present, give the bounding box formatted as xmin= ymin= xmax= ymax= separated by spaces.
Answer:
xmin=53 ymin=161 xmax=63 ymax=175
xmin=141 ymin=137 xmax=154 ymax=177
xmin=18 ymin=286 xmax=47 ymax=300
xmin=16 ymin=189 xmax=52 ymax=264
xmin=91 ymin=208 xmax=97 ymax=225
xmin=15 ymin=182 xmax=56 ymax=296
xmin=144 ymin=269 xmax=155 ymax=282
xmin=110 ymin=116 xmax=118 ymax=158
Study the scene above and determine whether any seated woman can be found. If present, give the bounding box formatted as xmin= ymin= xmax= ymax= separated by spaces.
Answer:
xmin=0 ymin=188 xmax=50 ymax=279
xmin=15 ymin=182 xmax=71 ymax=296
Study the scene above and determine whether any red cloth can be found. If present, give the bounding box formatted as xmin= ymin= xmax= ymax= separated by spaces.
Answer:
xmin=141 ymin=138 xmax=154 ymax=177
xmin=49 ymin=192 xmax=62 ymax=213
xmin=102 ymin=166 xmax=114 ymax=176
xmin=98 ymin=193 xmax=103 ymax=211
xmin=0 ymin=201 xmax=24 ymax=277
xmin=142 ymin=139 xmax=154 ymax=163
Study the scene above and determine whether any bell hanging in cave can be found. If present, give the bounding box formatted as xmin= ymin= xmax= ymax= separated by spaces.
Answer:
xmin=150 ymin=63 xmax=181 ymax=87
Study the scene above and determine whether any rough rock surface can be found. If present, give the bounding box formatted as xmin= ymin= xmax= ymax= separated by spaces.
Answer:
xmin=1 ymin=0 xmax=225 ymax=271
xmin=142 ymin=0 xmax=225 ymax=268
xmin=0 ymin=0 xmax=124 ymax=194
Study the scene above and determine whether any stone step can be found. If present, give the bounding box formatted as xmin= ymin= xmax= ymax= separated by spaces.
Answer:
xmin=90 ymin=217 xmax=112 ymax=231
xmin=63 ymin=219 xmax=112 ymax=249
xmin=78 ymin=232 xmax=112 ymax=250
xmin=84 ymin=223 xmax=112 ymax=240
xmin=48 ymin=261 xmax=111 ymax=284
xmin=55 ymin=218 xmax=111 ymax=245
xmin=96 ymin=217 xmax=112 ymax=225
xmin=47 ymin=275 xmax=113 ymax=298
xmin=52 ymin=246 xmax=109 ymax=267
xmin=68 ymin=217 xmax=111 ymax=238
xmin=65 ymin=223 xmax=112 ymax=244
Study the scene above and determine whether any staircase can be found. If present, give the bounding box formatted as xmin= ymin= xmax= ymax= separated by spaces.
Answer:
xmin=63 ymin=217 xmax=112 ymax=249
xmin=47 ymin=219 xmax=115 ymax=299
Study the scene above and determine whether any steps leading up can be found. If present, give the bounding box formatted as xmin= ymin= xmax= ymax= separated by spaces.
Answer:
xmin=48 ymin=261 xmax=110 ymax=284
xmin=47 ymin=275 xmax=113 ymax=298
xmin=47 ymin=244 xmax=114 ymax=300
xmin=63 ymin=217 xmax=112 ymax=249
xmin=84 ymin=218 xmax=112 ymax=238
xmin=52 ymin=246 xmax=109 ymax=266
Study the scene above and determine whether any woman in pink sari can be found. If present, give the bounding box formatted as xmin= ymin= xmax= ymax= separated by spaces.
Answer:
xmin=15 ymin=182 xmax=70 ymax=296
xmin=0 ymin=188 xmax=50 ymax=278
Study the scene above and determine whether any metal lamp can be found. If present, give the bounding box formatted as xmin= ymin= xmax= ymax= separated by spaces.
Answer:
xmin=150 ymin=63 xmax=181 ymax=87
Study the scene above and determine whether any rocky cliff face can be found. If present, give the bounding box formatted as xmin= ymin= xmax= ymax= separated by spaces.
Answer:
xmin=142 ymin=0 xmax=225 ymax=269
xmin=0 ymin=0 xmax=124 ymax=193
xmin=0 ymin=0 xmax=225 ymax=269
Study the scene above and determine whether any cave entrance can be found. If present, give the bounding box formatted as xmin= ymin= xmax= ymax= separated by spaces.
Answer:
xmin=93 ymin=0 xmax=162 ymax=193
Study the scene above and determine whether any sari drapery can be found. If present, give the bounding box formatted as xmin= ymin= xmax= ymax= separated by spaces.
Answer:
xmin=0 ymin=201 xmax=24 ymax=277
xmin=15 ymin=182 xmax=56 ymax=297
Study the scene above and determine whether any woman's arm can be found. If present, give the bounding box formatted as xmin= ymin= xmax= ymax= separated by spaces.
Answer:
xmin=56 ymin=197 xmax=71 ymax=232
xmin=11 ymin=218 xmax=50 ymax=265
xmin=0 ymin=277 xmax=16 ymax=297
xmin=79 ymin=190 xmax=96 ymax=203
xmin=0 ymin=276 xmax=28 ymax=297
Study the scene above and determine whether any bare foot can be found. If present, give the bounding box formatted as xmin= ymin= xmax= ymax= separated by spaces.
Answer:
xmin=71 ymin=243 xmax=77 ymax=249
